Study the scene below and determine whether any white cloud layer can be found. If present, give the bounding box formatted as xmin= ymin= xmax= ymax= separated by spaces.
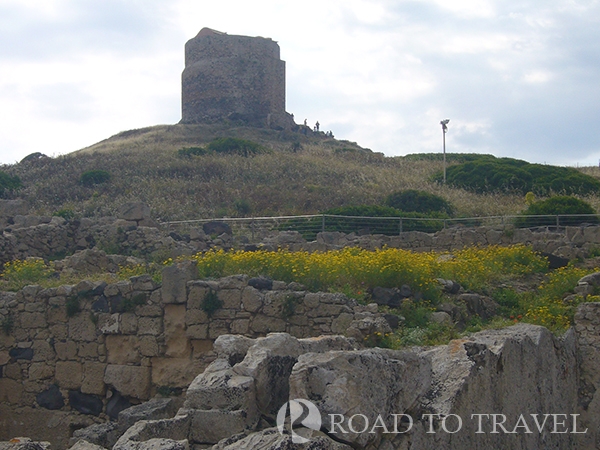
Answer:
xmin=0 ymin=0 xmax=599 ymax=166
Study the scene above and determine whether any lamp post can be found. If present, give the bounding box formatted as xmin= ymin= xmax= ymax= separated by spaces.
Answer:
xmin=440 ymin=119 xmax=449 ymax=184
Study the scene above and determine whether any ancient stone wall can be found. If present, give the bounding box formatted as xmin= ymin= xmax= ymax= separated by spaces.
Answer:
xmin=180 ymin=28 xmax=293 ymax=129
xmin=0 ymin=264 xmax=389 ymax=447
xmin=4 ymin=212 xmax=600 ymax=268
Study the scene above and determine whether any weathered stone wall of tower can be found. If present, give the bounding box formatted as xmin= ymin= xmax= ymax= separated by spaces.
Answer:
xmin=181 ymin=28 xmax=293 ymax=128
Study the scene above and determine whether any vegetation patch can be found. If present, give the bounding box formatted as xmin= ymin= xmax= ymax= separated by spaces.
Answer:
xmin=206 ymin=137 xmax=267 ymax=157
xmin=385 ymin=189 xmax=455 ymax=216
xmin=515 ymin=196 xmax=598 ymax=227
xmin=202 ymin=289 xmax=223 ymax=317
xmin=192 ymin=245 xmax=547 ymax=299
xmin=281 ymin=295 xmax=300 ymax=319
xmin=321 ymin=205 xmax=447 ymax=235
xmin=1 ymin=314 xmax=14 ymax=336
xmin=1 ymin=259 xmax=54 ymax=291
xmin=121 ymin=293 xmax=147 ymax=312
xmin=177 ymin=146 xmax=209 ymax=157
xmin=0 ymin=171 xmax=22 ymax=197
xmin=80 ymin=170 xmax=111 ymax=187
xmin=433 ymin=156 xmax=600 ymax=196
xmin=66 ymin=296 xmax=81 ymax=317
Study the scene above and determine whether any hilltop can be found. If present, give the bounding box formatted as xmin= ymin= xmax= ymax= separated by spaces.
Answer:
xmin=2 ymin=123 xmax=600 ymax=222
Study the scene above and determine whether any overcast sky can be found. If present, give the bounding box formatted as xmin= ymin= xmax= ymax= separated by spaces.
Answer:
xmin=1 ymin=0 xmax=599 ymax=166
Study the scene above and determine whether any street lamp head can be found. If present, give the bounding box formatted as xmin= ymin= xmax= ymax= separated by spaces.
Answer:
xmin=440 ymin=119 xmax=449 ymax=132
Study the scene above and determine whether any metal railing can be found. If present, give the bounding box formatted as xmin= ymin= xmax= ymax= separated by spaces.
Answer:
xmin=160 ymin=213 xmax=600 ymax=242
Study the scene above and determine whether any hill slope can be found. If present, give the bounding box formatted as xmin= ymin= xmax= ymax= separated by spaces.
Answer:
xmin=3 ymin=123 xmax=596 ymax=221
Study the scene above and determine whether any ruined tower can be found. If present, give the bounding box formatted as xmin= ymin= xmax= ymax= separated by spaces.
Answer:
xmin=181 ymin=28 xmax=294 ymax=129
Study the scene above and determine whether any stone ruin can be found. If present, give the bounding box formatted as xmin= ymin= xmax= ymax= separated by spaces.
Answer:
xmin=180 ymin=28 xmax=295 ymax=129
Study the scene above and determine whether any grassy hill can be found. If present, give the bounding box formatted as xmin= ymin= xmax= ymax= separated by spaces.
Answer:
xmin=3 ymin=123 xmax=600 ymax=222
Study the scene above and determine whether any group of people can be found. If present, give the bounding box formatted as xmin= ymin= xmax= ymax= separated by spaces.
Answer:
xmin=299 ymin=118 xmax=333 ymax=137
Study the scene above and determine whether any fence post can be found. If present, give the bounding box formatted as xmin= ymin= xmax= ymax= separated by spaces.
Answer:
xmin=399 ymin=218 xmax=403 ymax=234
xmin=556 ymin=215 xmax=560 ymax=227
xmin=251 ymin=218 xmax=255 ymax=242
xmin=322 ymin=215 xmax=326 ymax=233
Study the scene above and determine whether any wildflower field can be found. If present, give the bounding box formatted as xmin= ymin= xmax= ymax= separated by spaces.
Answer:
xmin=190 ymin=244 xmax=595 ymax=343
xmin=2 ymin=244 xmax=597 ymax=347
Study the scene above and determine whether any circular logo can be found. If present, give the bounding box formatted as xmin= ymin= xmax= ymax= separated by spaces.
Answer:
xmin=276 ymin=399 xmax=322 ymax=444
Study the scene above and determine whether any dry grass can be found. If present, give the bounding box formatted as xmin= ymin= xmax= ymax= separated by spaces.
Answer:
xmin=3 ymin=123 xmax=599 ymax=221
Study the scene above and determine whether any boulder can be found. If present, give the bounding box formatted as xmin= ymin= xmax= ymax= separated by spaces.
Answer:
xmin=203 ymin=221 xmax=232 ymax=236
xmin=289 ymin=348 xmax=430 ymax=448
xmin=118 ymin=203 xmax=151 ymax=223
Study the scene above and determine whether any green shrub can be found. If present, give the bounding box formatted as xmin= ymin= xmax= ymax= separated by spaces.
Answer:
xmin=433 ymin=156 xmax=600 ymax=195
xmin=177 ymin=147 xmax=208 ymax=157
xmin=80 ymin=170 xmax=111 ymax=187
xmin=515 ymin=196 xmax=598 ymax=227
xmin=66 ymin=296 xmax=81 ymax=317
xmin=385 ymin=189 xmax=454 ymax=216
xmin=54 ymin=208 xmax=75 ymax=220
xmin=0 ymin=171 xmax=22 ymax=197
xmin=121 ymin=293 xmax=147 ymax=312
xmin=322 ymin=205 xmax=447 ymax=234
xmin=234 ymin=199 xmax=252 ymax=216
xmin=202 ymin=289 xmax=223 ymax=317
xmin=282 ymin=295 xmax=300 ymax=319
xmin=206 ymin=137 xmax=266 ymax=156
xmin=1 ymin=314 xmax=14 ymax=335
xmin=402 ymin=153 xmax=494 ymax=163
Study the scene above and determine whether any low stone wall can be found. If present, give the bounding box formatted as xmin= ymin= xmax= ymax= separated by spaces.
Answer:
xmin=3 ymin=211 xmax=600 ymax=267
xmin=0 ymin=263 xmax=389 ymax=447
xmin=308 ymin=225 xmax=599 ymax=260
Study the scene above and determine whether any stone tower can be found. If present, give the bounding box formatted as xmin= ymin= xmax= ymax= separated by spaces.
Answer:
xmin=181 ymin=28 xmax=294 ymax=129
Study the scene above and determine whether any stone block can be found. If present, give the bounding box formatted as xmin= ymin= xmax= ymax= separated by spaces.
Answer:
xmin=162 ymin=261 xmax=197 ymax=304
xmin=104 ymin=364 xmax=151 ymax=400
xmin=99 ymin=313 xmax=120 ymax=334
xmin=241 ymin=287 xmax=263 ymax=312
xmin=138 ymin=304 xmax=163 ymax=317
xmin=50 ymin=324 xmax=68 ymax=340
xmin=78 ymin=342 xmax=99 ymax=358
xmin=151 ymin=357 xmax=205 ymax=389
xmin=28 ymin=362 xmax=54 ymax=381
xmin=187 ymin=282 xmax=211 ymax=309
xmin=55 ymin=361 xmax=83 ymax=390
xmin=218 ymin=289 xmax=242 ymax=309
xmin=55 ymin=340 xmax=77 ymax=361
xmin=208 ymin=320 xmax=231 ymax=339
xmin=186 ymin=324 xmax=208 ymax=340
xmin=21 ymin=312 xmax=47 ymax=329
xmin=250 ymin=315 xmax=286 ymax=334
xmin=47 ymin=305 xmax=68 ymax=324
xmin=331 ymin=313 xmax=354 ymax=334
xmin=120 ymin=312 xmax=138 ymax=334
xmin=69 ymin=313 xmax=98 ymax=342
xmin=81 ymin=362 xmax=107 ymax=395
xmin=32 ymin=340 xmax=55 ymax=362
xmin=164 ymin=305 xmax=191 ymax=358
xmin=105 ymin=335 xmax=141 ymax=365
xmin=185 ymin=309 xmax=209 ymax=326
xmin=230 ymin=319 xmax=250 ymax=334
xmin=138 ymin=317 xmax=163 ymax=336
xmin=138 ymin=335 xmax=160 ymax=357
